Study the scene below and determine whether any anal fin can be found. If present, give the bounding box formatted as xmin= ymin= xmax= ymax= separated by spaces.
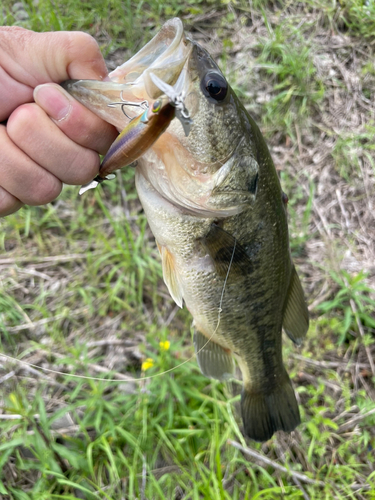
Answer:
xmin=194 ymin=330 xmax=235 ymax=381
xmin=283 ymin=265 xmax=309 ymax=345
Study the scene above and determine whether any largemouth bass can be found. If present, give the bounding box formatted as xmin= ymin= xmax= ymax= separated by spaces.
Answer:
xmin=62 ymin=18 xmax=309 ymax=442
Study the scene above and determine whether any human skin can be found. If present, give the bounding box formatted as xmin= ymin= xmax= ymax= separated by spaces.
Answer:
xmin=0 ymin=26 xmax=118 ymax=216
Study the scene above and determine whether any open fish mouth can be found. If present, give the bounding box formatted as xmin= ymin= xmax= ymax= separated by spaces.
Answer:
xmin=109 ymin=18 xmax=191 ymax=98
xmin=61 ymin=18 xmax=192 ymax=131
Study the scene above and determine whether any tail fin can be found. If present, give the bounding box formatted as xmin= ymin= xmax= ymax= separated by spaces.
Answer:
xmin=241 ymin=370 xmax=300 ymax=442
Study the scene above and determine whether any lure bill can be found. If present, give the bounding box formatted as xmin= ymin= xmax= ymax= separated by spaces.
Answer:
xmin=78 ymin=174 xmax=115 ymax=195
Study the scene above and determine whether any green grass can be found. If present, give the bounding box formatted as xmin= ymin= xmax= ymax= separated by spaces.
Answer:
xmin=1 ymin=0 xmax=375 ymax=498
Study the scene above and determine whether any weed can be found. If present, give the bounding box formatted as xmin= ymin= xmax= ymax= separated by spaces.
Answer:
xmin=317 ymin=270 xmax=375 ymax=344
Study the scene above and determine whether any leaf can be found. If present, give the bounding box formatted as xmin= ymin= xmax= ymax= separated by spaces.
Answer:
xmin=8 ymin=488 xmax=32 ymax=500
xmin=0 ymin=480 xmax=8 ymax=495
xmin=0 ymin=437 xmax=24 ymax=452
xmin=342 ymin=307 xmax=353 ymax=334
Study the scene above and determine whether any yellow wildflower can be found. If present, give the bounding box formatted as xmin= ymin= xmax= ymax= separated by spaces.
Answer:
xmin=159 ymin=340 xmax=170 ymax=351
xmin=141 ymin=358 xmax=154 ymax=371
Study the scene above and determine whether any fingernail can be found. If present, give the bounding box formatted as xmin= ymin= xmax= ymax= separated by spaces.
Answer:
xmin=34 ymin=84 xmax=72 ymax=121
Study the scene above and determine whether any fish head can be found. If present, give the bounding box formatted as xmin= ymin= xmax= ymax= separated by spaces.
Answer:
xmin=62 ymin=18 xmax=260 ymax=216
xmin=137 ymin=37 xmax=260 ymax=217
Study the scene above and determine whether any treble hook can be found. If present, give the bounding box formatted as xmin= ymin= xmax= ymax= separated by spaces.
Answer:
xmin=108 ymin=91 xmax=149 ymax=119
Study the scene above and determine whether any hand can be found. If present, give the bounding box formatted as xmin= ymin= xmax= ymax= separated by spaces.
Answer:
xmin=0 ymin=27 xmax=118 ymax=216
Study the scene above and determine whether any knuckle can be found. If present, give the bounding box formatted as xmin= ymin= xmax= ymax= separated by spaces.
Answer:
xmin=64 ymin=31 xmax=102 ymax=64
xmin=62 ymin=31 xmax=107 ymax=80
xmin=7 ymin=104 xmax=41 ymax=137
xmin=75 ymin=32 xmax=101 ymax=55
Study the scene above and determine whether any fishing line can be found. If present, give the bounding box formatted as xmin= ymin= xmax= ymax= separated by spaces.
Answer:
xmin=1 ymin=241 xmax=236 ymax=384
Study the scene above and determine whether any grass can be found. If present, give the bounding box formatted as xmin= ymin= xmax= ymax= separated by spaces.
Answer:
xmin=1 ymin=0 xmax=375 ymax=499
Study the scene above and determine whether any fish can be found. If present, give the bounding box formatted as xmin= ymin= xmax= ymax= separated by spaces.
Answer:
xmin=62 ymin=18 xmax=309 ymax=442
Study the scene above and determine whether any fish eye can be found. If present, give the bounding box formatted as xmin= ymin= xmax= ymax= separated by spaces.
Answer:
xmin=202 ymin=72 xmax=228 ymax=102
xmin=152 ymin=100 xmax=162 ymax=113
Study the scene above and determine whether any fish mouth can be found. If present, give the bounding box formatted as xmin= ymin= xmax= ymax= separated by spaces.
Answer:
xmin=61 ymin=18 xmax=192 ymax=130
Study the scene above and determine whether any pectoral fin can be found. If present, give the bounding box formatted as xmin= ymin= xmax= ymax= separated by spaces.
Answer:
xmin=194 ymin=330 xmax=235 ymax=380
xmin=282 ymin=265 xmax=309 ymax=345
xmin=201 ymin=223 xmax=253 ymax=278
xmin=158 ymin=244 xmax=183 ymax=308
